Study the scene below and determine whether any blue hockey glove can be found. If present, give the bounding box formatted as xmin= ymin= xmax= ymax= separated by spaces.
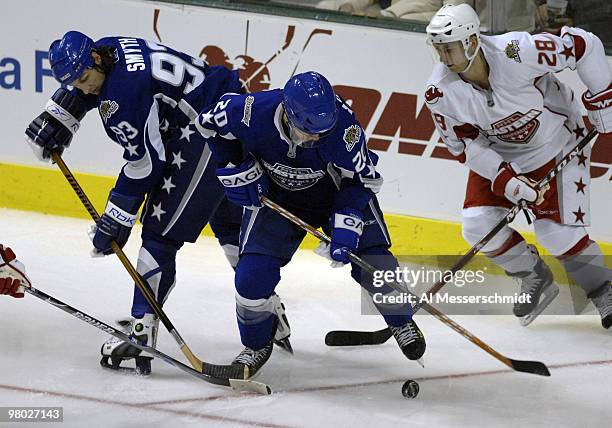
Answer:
xmin=216 ymin=156 xmax=268 ymax=208
xmin=329 ymin=208 xmax=364 ymax=266
xmin=89 ymin=190 xmax=143 ymax=257
xmin=25 ymin=88 xmax=87 ymax=162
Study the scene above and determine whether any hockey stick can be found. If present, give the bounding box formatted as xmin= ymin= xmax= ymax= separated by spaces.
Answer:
xmin=241 ymin=25 xmax=296 ymax=88
xmin=22 ymin=284 xmax=270 ymax=394
xmin=325 ymin=128 xmax=598 ymax=346
xmin=261 ymin=196 xmax=551 ymax=377
xmin=50 ymin=152 xmax=262 ymax=385
xmin=153 ymin=8 xmax=162 ymax=43
xmin=289 ymin=28 xmax=332 ymax=77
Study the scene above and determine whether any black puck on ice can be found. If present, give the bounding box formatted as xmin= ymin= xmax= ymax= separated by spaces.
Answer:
xmin=401 ymin=380 xmax=419 ymax=398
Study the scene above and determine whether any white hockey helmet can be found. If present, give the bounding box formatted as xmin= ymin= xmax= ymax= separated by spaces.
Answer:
xmin=426 ymin=4 xmax=481 ymax=71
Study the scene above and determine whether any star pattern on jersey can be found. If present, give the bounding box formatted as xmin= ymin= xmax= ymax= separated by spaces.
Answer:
xmin=125 ymin=143 xmax=139 ymax=157
xmin=172 ymin=151 xmax=187 ymax=170
xmin=572 ymin=124 xmax=585 ymax=139
xmin=180 ymin=124 xmax=195 ymax=142
xmin=560 ymin=44 xmax=574 ymax=60
xmin=574 ymin=177 xmax=587 ymax=194
xmin=151 ymin=202 xmax=166 ymax=221
xmin=197 ymin=112 xmax=218 ymax=139
xmin=161 ymin=176 xmax=176 ymax=194
xmin=365 ymin=164 xmax=377 ymax=178
xmin=199 ymin=112 xmax=214 ymax=124
xmin=576 ymin=151 xmax=588 ymax=167
xmin=572 ymin=206 xmax=586 ymax=224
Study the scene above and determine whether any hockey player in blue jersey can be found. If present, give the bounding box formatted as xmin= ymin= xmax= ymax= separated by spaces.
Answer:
xmin=24 ymin=31 xmax=291 ymax=374
xmin=196 ymin=71 xmax=426 ymax=377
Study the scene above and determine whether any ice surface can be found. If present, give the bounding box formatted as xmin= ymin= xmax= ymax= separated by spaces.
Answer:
xmin=1 ymin=208 xmax=611 ymax=427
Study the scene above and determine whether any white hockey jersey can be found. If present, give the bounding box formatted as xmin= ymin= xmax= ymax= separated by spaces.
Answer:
xmin=425 ymin=27 xmax=611 ymax=180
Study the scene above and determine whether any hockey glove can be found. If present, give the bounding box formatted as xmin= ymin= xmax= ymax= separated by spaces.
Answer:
xmin=582 ymin=85 xmax=612 ymax=134
xmin=89 ymin=190 xmax=143 ymax=257
xmin=0 ymin=245 xmax=31 ymax=298
xmin=25 ymin=88 xmax=87 ymax=162
xmin=329 ymin=208 xmax=364 ymax=266
xmin=216 ymin=155 xmax=268 ymax=208
xmin=491 ymin=162 xmax=549 ymax=206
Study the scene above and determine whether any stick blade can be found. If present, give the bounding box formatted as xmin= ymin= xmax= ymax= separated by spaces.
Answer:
xmin=229 ymin=379 xmax=272 ymax=395
xmin=325 ymin=328 xmax=392 ymax=346
xmin=509 ymin=359 xmax=551 ymax=377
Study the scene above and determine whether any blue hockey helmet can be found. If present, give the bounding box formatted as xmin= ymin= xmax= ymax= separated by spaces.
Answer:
xmin=282 ymin=71 xmax=338 ymax=136
xmin=49 ymin=31 xmax=95 ymax=85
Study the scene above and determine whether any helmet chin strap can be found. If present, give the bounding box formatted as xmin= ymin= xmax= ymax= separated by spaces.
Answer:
xmin=459 ymin=38 xmax=481 ymax=73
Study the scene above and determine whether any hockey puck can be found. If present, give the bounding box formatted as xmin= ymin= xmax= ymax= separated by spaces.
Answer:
xmin=401 ymin=380 xmax=419 ymax=399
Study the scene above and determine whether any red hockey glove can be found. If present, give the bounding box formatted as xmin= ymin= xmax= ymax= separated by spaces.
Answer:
xmin=582 ymin=84 xmax=612 ymax=134
xmin=492 ymin=162 xmax=549 ymax=206
xmin=0 ymin=245 xmax=30 ymax=298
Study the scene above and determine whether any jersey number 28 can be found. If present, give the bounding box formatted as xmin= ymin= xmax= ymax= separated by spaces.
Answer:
xmin=535 ymin=39 xmax=557 ymax=66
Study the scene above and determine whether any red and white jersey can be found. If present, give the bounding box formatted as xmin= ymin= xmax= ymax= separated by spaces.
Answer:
xmin=425 ymin=27 xmax=611 ymax=179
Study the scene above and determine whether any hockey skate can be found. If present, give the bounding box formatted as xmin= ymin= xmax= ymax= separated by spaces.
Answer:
xmin=389 ymin=319 xmax=426 ymax=365
xmin=100 ymin=314 xmax=159 ymax=375
xmin=588 ymin=281 xmax=612 ymax=329
xmin=509 ymin=249 xmax=559 ymax=327
xmin=271 ymin=294 xmax=293 ymax=354
xmin=231 ymin=341 xmax=274 ymax=380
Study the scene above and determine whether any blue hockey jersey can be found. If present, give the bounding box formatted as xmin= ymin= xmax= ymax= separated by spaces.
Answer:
xmin=196 ymin=89 xmax=383 ymax=212
xmin=74 ymin=36 xmax=240 ymax=198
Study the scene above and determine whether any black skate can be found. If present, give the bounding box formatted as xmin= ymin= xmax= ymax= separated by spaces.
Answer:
xmin=231 ymin=341 xmax=273 ymax=380
xmin=100 ymin=314 xmax=159 ymax=375
xmin=588 ymin=281 xmax=612 ymax=329
xmin=272 ymin=294 xmax=293 ymax=354
xmin=509 ymin=247 xmax=559 ymax=326
xmin=390 ymin=319 xmax=426 ymax=362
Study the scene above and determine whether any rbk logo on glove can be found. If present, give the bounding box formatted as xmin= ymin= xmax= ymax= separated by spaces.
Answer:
xmin=106 ymin=201 xmax=138 ymax=227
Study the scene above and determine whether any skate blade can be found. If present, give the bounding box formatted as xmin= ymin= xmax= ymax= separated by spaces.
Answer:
xmin=229 ymin=379 xmax=272 ymax=395
xmin=100 ymin=357 xmax=151 ymax=376
xmin=274 ymin=337 xmax=294 ymax=354
xmin=519 ymin=283 xmax=560 ymax=327
xmin=100 ymin=356 xmax=151 ymax=376
xmin=115 ymin=318 xmax=132 ymax=329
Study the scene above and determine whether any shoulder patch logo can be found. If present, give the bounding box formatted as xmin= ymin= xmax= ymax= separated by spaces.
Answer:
xmin=343 ymin=125 xmax=362 ymax=152
xmin=425 ymin=85 xmax=443 ymax=104
xmin=505 ymin=40 xmax=521 ymax=63
xmin=99 ymin=100 xmax=119 ymax=124
xmin=242 ymin=95 xmax=254 ymax=127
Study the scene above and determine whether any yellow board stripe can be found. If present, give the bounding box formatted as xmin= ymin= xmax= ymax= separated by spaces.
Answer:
xmin=1 ymin=162 xmax=610 ymax=260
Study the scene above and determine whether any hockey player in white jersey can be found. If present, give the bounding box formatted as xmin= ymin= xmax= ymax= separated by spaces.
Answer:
xmin=424 ymin=3 xmax=611 ymax=327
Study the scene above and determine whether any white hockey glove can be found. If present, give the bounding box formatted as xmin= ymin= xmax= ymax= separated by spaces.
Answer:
xmin=0 ymin=245 xmax=31 ymax=298
xmin=314 ymin=241 xmax=345 ymax=268
xmin=491 ymin=162 xmax=549 ymax=206
xmin=582 ymin=85 xmax=612 ymax=134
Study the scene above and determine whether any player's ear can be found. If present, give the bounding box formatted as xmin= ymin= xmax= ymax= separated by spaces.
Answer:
xmin=467 ymin=34 xmax=479 ymax=56
xmin=91 ymin=51 xmax=102 ymax=66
